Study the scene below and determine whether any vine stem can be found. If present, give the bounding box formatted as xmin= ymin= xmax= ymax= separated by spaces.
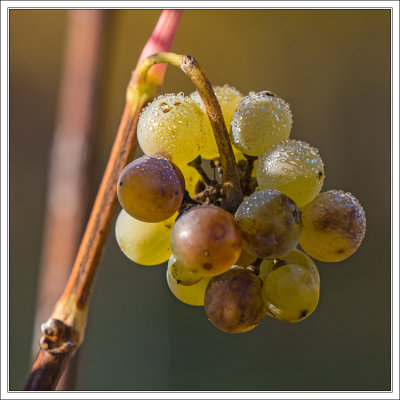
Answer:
xmin=135 ymin=52 xmax=243 ymax=211
xmin=24 ymin=10 xmax=183 ymax=391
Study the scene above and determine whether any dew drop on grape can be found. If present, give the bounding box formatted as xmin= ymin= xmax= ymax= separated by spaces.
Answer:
xmin=257 ymin=139 xmax=325 ymax=207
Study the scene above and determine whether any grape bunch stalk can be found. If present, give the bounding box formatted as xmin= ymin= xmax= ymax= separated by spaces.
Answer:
xmin=115 ymin=53 xmax=366 ymax=334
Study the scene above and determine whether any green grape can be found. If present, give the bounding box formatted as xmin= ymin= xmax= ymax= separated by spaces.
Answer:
xmin=300 ymin=190 xmax=366 ymax=262
xmin=171 ymin=205 xmax=242 ymax=277
xmin=115 ymin=210 xmax=176 ymax=266
xmin=178 ymin=163 xmax=201 ymax=197
xmin=235 ymin=248 xmax=257 ymax=268
xmin=257 ymin=139 xmax=325 ymax=208
xmin=191 ymin=85 xmax=243 ymax=159
xmin=204 ymin=266 xmax=266 ymax=333
xmin=168 ymin=255 xmax=203 ymax=286
xmin=166 ymin=265 xmax=211 ymax=306
xmin=137 ymin=93 xmax=207 ymax=166
xmin=259 ymin=249 xmax=320 ymax=288
xmin=230 ymin=91 xmax=293 ymax=156
xmin=262 ymin=263 xmax=319 ymax=322
xmin=117 ymin=155 xmax=185 ymax=223
xmin=235 ymin=189 xmax=302 ymax=259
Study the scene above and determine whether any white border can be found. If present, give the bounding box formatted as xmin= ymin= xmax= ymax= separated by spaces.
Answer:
xmin=1 ymin=1 xmax=398 ymax=399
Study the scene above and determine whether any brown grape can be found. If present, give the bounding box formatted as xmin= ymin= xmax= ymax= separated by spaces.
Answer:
xmin=204 ymin=266 xmax=266 ymax=333
xmin=117 ymin=155 xmax=185 ymax=223
xmin=235 ymin=189 xmax=302 ymax=259
xmin=170 ymin=205 xmax=242 ymax=277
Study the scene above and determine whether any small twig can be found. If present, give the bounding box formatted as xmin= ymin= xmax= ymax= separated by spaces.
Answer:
xmin=188 ymin=156 xmax=215 ymax=186
xmin=193 ymin=183 xmax=223 ymax=204
xmin=241 ymin=154 xmax=258 ymax=196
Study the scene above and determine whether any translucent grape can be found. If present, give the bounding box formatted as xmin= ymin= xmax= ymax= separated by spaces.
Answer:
xmin=300 ymin=190 xmax=366 ymax=262
xmin=235 ymin=189 xmax=302 ymax=259
xmin=166 ymin=265 xmax=211 ymax=306
xmin=168 ymin=255 xmax=203 ymax=286
xmin=115 ymin=210 xmax=176 ymax=266
xmin=191 ymin=85 xmax=243 ymax=159
xmin=204 ymin=266 xmax=266 ymax=333
xmin=230 ymin=91 xmax=293 ymax=156
xmin=137 ymin=93 xmax=207 ymax=166
xmin=178 ymin=163 xmax=201 ymax=197
xmin=117 ymin=155 xmax=185 ymax=223
xmin=257 ymin=139 xmax=325 ymax=208
xmin=235 ymin=248 xmax=257 ymax=268
xmin=259 ymin=249 xmax=320 ymax=288
xmin=262 ymin=263 xmax=319 ymax=322
xmin=171 ymin=205 xmax=242 ymax=277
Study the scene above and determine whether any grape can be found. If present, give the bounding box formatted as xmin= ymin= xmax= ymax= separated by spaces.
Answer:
xmin=257 ymin=139 xmax=325 ymax=208
xmin=115 ymin=210 xmax=176 ymax=266
xmin=204 ymin=266 xmax=266 ymax=333
xmin=262 ymin=263 xmax=319 ymax=322
xmin=178 ymin=163 xmax=201 ymax=197
xmin=235 ymin=248 xmax=257 ymax=268
xmin=168 ymin=255 xmax=203 ymax=286
xmin=235 ymin=189 xmax=302 ymax=259
xmin=259 ymin=249 xmax=320 ymax=288
xmin=300 ymin=190 xmax=366 ymax=262
xmin=167 ymin=264 xmax=211 ymax=306
xmin=170 ymin=205 xmax=242 ymax=277
xmin=191 ymin=85 xmax=243 ymax=159
xmin=230 ymin=91 xmax=293 ymax=156
xmin=117 ymin=155 xmax=185 ymax=223
xmin=137 ymin=93 xmax=207 ymax=166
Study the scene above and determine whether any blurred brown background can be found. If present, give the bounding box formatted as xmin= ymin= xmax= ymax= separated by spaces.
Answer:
xmin=9 ymin=9 xmax=391 ymax=391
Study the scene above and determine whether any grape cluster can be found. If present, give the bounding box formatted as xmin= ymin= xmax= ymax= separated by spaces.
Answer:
xmin=115 ymin=84 xmax=366 ymax=333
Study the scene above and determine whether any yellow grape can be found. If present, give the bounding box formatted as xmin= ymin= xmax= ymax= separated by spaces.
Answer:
xmin=168 ymin=255 xmax=203 ymax=286
xmin=166 ymin=265 xmax=211 ymax=306
xmin=300 ymin=190 xmax=366 ymax=262
xmin=115 ymin=209 xmax=176 ymax=266
xmin=262 ymin=264 xmax=319 ymax=323
xmin=178 ymin=163 xmax=202 ymax=197
xmin=257 ymin=139 xmax=325 ymax=208
xmin=259 ymin=249 xmax=320 ymax=287
xmin=137 ymin=93 xmax=207 ymax=166
xmin=230 ymin=91 xmax=292 ymax=156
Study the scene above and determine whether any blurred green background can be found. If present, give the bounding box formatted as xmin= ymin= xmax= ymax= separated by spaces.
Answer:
xmin=9 ymin=9 xmax=391 ymax=391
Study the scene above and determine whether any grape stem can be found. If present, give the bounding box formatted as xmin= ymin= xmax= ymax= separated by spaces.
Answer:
xmin=241 ymin=154 xmax=257 ymax=193
xmin=188 ymin=155 xmax=216 ymax=187
xmin=24 ymin=10 xmax=184 ymax=391
xmin=246 ymin=258 xmax=263 ymax=276
xmin=135 ymin=52 xmax=244 ymax=212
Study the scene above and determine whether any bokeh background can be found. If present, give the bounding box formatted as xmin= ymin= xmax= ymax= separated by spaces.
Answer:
xmin=9 ymin=9 xmax=391 ymax=391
